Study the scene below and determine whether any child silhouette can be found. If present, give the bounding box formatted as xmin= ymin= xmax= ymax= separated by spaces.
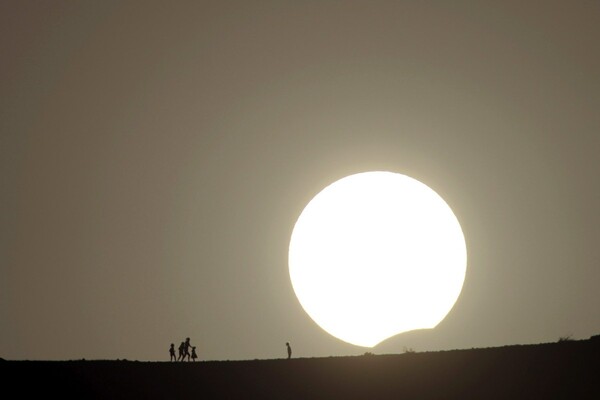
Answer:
xmin=169 ymin=343 xmax=176 ymax=361
xmin=178 ymin=341 xmax=185 ymax=361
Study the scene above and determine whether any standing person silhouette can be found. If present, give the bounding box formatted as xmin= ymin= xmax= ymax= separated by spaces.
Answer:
xmin=183 ymin=337 xmax=193 ymax=361
xmin=191 ymin=346 xmax=198 ymax=362
xmin=286 ymin=342 xmax=292 ymax=359
xmin=178 ymin=341 xmax=185 ymax=361
xmin=169 ymin=343 xmax=176 ymax=362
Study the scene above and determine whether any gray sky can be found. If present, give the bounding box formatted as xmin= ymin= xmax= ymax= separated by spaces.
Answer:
xmin=2 ymin=1 xmax=599 ymax=361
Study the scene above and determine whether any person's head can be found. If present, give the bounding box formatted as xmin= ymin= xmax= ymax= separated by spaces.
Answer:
xmin=286 ymin=342 xmax=289 ymax=346
xmin=171 ymin=343 xmax=174 ymax=346
xmin=192 ymin=346 xmax=196 ymax=350
xmin=186 ymin=337 xmax=190 ymax=341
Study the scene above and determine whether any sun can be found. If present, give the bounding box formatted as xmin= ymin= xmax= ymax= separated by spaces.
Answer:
xmin=288 ymin=171 xmax=467 ymax=347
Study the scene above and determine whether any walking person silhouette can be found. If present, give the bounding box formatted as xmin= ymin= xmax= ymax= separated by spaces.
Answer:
xmin=169 ymin=343 xmax=176 ymax=362
xmin=183 ymin=337 xmax=193 ymax=361
xmin=191 ymin=346 xmax=198 ymax=362
xmin=178 ymin=341 xmax=185 ymax=361
xmin=286 ymin=342 xmax=292 ymax=360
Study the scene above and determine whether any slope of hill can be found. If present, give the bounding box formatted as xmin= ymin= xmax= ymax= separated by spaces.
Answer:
xmin=3 ymin=336 xmax=599 ymax=399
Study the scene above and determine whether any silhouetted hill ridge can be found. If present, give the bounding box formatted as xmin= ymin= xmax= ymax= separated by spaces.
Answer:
xmin=3 ymin=336 xmax=599 ymax=399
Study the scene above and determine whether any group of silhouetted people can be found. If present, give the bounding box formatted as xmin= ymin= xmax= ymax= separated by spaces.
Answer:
xmin=169 ymin=337 xmax=197 ymax=362
xmin=169 ymin=339 xmax=292 ymax=362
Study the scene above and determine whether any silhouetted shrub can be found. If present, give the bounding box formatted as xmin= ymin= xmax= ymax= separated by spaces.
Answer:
xmin=558 ymin=334 xmax=573 ymax=342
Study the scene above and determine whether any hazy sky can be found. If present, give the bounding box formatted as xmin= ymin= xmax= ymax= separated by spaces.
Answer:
xmin=2 ymin=1 xmax=599 ymax=361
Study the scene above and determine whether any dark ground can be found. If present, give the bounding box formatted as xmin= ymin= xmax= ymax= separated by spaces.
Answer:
xmin=3 ymin=336 xmax=599 ymax=399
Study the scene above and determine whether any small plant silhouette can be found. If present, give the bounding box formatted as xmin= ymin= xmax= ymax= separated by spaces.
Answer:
xmin=558 ymin=334 xmax=574 ymax=342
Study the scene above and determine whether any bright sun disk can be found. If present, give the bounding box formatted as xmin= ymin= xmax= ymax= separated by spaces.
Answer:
xmin=288 ymin=171 xmax=467 ymax=347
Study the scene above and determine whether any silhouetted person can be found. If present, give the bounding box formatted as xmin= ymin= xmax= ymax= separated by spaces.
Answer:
xmin=169 ymin=343 xmax=176 ymax=362
xmin=178 ymin=341 xmax=185 ymax=361
xmin=191 ymin=346 xmax=198 ymax=362
xmin=286 ymin=342 xmax=292 ymax=359
xmin=183 ymin=337 xmax=193 ymax=361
